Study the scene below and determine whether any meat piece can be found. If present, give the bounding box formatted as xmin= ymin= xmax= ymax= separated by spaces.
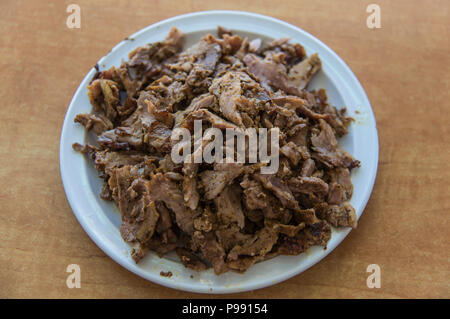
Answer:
xmin=215 ymin=184 xmax=245 ymax=229
xmin=158 ymin=154 xmax=181 ymax=173
xmin=324 ymin=203 xmax=357 ymax=228
xmin=182 ymin=161 xmax=200 ymax=210
xmin=185 ymin=38 xmax=222 ymax=88
xmin=248 ymin=38 xmax=262 ymax=53
xmin=277 ymin=220 xmax=331 ymax=255
xmin=227 ymin=256 xmax=257 ymax=272
xmin=133 ymin=200 xmax=160 ymax=243
xmin=199 ymin=163 xmax=244 ymax=200
xmin=254 ymin=173 xmax=299 ymax=210
xmin=165 ymin=172 xmax=183 ymax=181
xmin=179 ymin=94 xmax=216 ymax=117
xmin=100 ymin=179 xmax=113 ymax=200
xmin=98 ymin=102 xmax=172 ymax=154
xmin=288 ymin=176 xmax=329 ymax=198
xmin=303 ymin=220 xmax=332 ymax=247
xmin=234 ymin=95 xmax=264 ymax=118
xmin=182 ymin=134 xmax=215 ymax=210
xmin=147 ymin=124 xmax=172 ymax=153
xmin=266 ymin=38 xmax=306 ymax=66
xmin=301 ymin=158 xmax=316 ymax=177
xmin=93 ymin=150 xmax=157 ymax=174
xmin=273 ymin=95 xmax=331 ymax=122
xmin=97 ymin=126 xmax=143 ymax=151
xmin=280 ymin=142 xmax=308 ymax=166
xmin=117 ymin=98 xmax=138 ymax=120
xmin=327 ymin=182 xmax=345 ymax=205
xmin=160 ymin=271 xmax=172 ymax=277
xmin=221 ymin=34 xmax=244 ymax=54
xmin=119 ymin=27 xmax=184 ymax=97
xmin=240 ymin=174 xmax=290 ymax=222
xmin=244 ymin=51 xmax=321 ymax=94
xmin=217 ymin=25 xmax=232 ymax=38
xmin=215 ymin=224 xmax=252 ymax=252
xmin=74 ymin=113 xmax=113 ymax=135
xmin=144 ymin=76 xmax=188 ymax=111
xmin=292 ymin=208 xmax=319 ymax=225
xmin=267 ymin=221 xmax=306 ymax=237
xmin=227 ymin=226 xmax=278 ymax=261
xmin=107 ymin=167 xmax=161 ymax=256
xmin=108 ymin=166 xmax=143 ymax=216
xmin=288 ymin=122 xmax=309 ymax=147
xmin=235 ymin=37 xmax=249 ymax=60
xmin=209 ymin=71 xmax=244 ymax=126
xmin=277 ymin=157 xmax=293 ymax=179
xmin=266 ymin=37 xmax=290 ymax=48
xmin=142 ymin=95 xmax=174 ymax=127
xmin=288 ymin=53 xmax=321 ymax=90
xmin=313 ymin=89 xmax=353 ymax=137
xmin=193 ymin=206 xmax=217 ymax=233
xmin=87 ymin=79 xmax=120 ymax=121
xmin=192 ymin=231 xmax=228 ymax=275
xmin=155 ymin=202 xmax=173 ymax=234
xmin=243 ymin=53 xmax=295 ymax=94
xmin=148 ymin=173 xmax=200 ymax=234
xmin=174 ymin=94 xmax=216 ymax=130
xmin=143 ymin=229 xmax=178 ymax=257
xmin=183 ymin=109 xmax=240 ymax=131
xmin=240 ymin=175 xmax=269 ymax=211
xmin=311 ymin=119 xmax=360 ymax=169
xmin=72 ymin=142 xmax=98 ymax=156
xmin=326 ymin=166 xmax=353 ymax=205
xmin=328 ymin=167 xmax=353 ymax=199
xmin=165 ymin=26 xmax=185 ymax=51
xmin=195 ymin=41 xmax=221 ymax=71
xmin=176 ymin=248 xmax=208 ymax=271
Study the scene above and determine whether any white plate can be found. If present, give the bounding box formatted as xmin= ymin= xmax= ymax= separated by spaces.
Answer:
xmin=60 ymin=10 xmax=378 ymax=294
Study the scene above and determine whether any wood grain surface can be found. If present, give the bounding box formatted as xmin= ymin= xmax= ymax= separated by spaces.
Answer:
xmin=0 ymin=0 xmax=448 ymax=299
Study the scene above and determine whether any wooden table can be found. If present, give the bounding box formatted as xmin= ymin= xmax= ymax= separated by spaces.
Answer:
xmin=1 ymin=0 xmax=448 ymax=298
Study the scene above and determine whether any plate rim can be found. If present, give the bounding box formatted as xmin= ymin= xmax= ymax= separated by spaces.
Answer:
xmin=60 ymin=10 xmax=379 ymax=294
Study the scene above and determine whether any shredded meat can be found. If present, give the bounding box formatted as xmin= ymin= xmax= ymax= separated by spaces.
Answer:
xmin=73 ymin=26 xmax=360 ymax=274
xmin=147 ymin=173 xmax=200 ymax=234
xmin=215 ymin=184 xmax=245 ymax=229
xmin=199 ymin=162 xmax=244 ymax=200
